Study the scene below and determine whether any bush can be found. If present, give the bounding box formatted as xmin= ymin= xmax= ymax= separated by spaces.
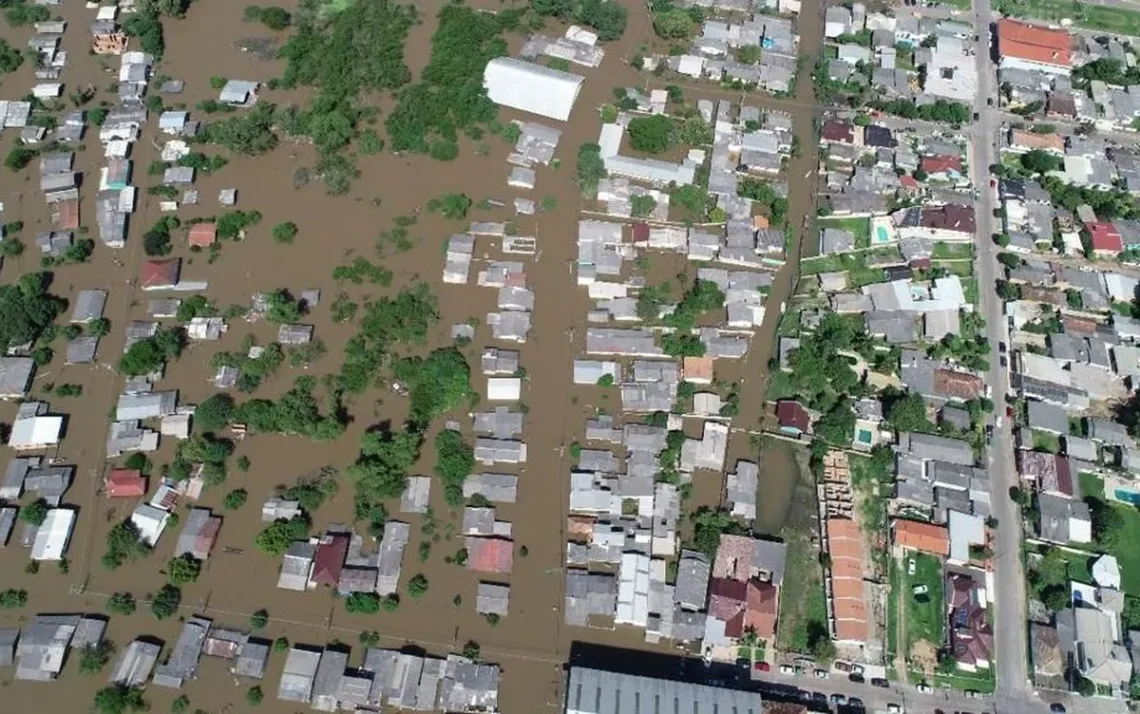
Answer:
xmin=255 ymin=516 xmax=310 ymax=556
xmin=19 ymin=498 xmax=48 ymax=526
xmin=627 ymin=115 xmax=674 ymax=154
xmin=272 ymin=221 xmax=298 ymax=244
xmin=247 ymin=686 xmax=264 ymax=705
xmin=273 ymin=637 xmax=289 ymax=652
xmin=79 ymin=640 xmax=115 ymax=675
xmin=0 ymin=589 xmax=27 ymax=608
xmin=93 ymin=685 xmax=148 ymax=714
xmin=345 ymin=592 xmax=381 ymax=614
xmin=103 ymin=521 xmax=150 ymax=570
xmin=244 ymin=6 xmax=292 ymax=30
xmin=106 ymin=592 xmax=136 ymax=615
xmin=150 ymin=585 xmax=181 ymax=619
xmin=249 ymin=609 xmax=269 ymax=629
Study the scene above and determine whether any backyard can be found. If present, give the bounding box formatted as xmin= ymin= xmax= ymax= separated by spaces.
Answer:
xmin=800 ymin=251 xmax=889 ymax=288
xmin=1078 ymin=472 xmax=1140 ymax=596
xmin=819 ymin=216 xmax=872 ymax=249
xmin=776 ymin=478 xmax=829 ymax=656
xmin=900 ymin=552 xmax=945 ymax=655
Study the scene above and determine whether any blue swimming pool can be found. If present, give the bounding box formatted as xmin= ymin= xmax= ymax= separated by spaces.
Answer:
xmin=1116 ymin=489 xmax=1140 ymax=505
xmin=874 ymin=225 xmax=890 ymax=243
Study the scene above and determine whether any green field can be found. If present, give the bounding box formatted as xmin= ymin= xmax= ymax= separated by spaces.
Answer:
xmin=996 ymin=0 xmax=1140 ymax=35
xmin=801 ymin=252 xmax=888 ymax=288
xmin=776 ymin=516 xmax=829 ymax=653
xmin=932 ymin=243 xmax=974 ymax=260
xmin=1079 ymin=473 xmax=1140 ymax=596
xmin=901 ymin=553 xmax=946 ymax=652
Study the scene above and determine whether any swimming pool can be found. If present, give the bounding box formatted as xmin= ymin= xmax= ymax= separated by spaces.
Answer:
xmin=874 ymin=225 xmax=890 ymax=244
xmin=1116 ymin=489 xmax=1140 ymax=505
xmin=857 ymin=429 xmax=873 ymax=444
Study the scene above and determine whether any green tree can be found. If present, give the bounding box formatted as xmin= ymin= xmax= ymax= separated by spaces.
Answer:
xmin=249 ymin=609 xmax=269 ymax=629
xmin=224 ymin=488 xmax=248 ymax=510
xmin=195 ymin=393 xmax=235 ymax=432
xmin=0 ymin=589 xmax=27 ymax=608
xmin=79 ymin=640 xmax=115 ymax=675
xmin=265 ymin=289 xmax=303 ymax=323
xmin=0 ymin=273 xmax=66 ymax=353
xmin=150 ymin=584 xmax=181 ymax=619
xmin=434 ymin=429 xmax=475 ymax=505
xmin=576 ymin=142 xmax=607 ymax=195
xmin=627 ymin=115 xmax=674 ymax=154
xmin=18 ymin=498 xmax=49 ymax=526
xmin=254 ymin=516 xmax=310 ymax=556
xmin=244 ymin=5 xmax=292 ymax=30
xmin=690 ymin=507 xmax=746 ymax=559
xmin=462 ymin=640 xmax=481 ymax=660
xmin=427 ymin=193 xmax=473 ymax=220
xmin=652 ymin=9 xmax=694 ymax=38
xmin=886 ymin=391 xmax=932 ymax=433
xmin=345 ymin=592 xmax=381 ymax=614
xmin=247 ymin=686 xmax=264 ymax=705
xmin=408 ymin=573 xmax=429 ymax=598
xmin=171 ymin=695 xmax=189 ymax=713
xmin=166 ymin=554 xmax=201 ymax=585
xmin=93 ymin=685 xmax=148 ymax=714
xmin=103 ymin=521 xmax=151 ymax=570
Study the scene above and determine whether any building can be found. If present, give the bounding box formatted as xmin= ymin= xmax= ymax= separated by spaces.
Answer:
xmin=827 ymin=518 xmax=867 ymax=643
xmin=15 ymin=615 xmax=77 ymax=680
xmin=310 ymin=533 xmax=349 ymax=587
xmin=0 ymin=357 xmax=34 ymax=399
xmin=775 ymin=400 xmax=811 ymax=436
xmin=140 ymin=258 xmax=181 ymax=290
xmin=109 ymin=640 xmax=161 ymax=686
xmin=997 ymin=18 xmax=1072 ymax=74
xmin=277 ymin=646 xmax=321 ymax=702
xmin=483 ymin=57 xmax=584 ymax=122
xmin=153 ymin=616 xmax=211 ymax=688
xmin=31 ymin=508 xmax=75 ymax=561
xmin=277 ymin=542 xmax=316 ymax=591
xmin=187 ymin=222 xmax=217 ymax=247
xmin=466 ymin=536 xmax=514 ymax=574
xmin=564 ymin=667 xmax=760 ymax=714
xmin=1088 ymin=222 xmax=1124 ymax=257
xmin=175 ymin=508 xmax=221 ymax=560
xmin=892 ymin=519 xmax=950 ymax=556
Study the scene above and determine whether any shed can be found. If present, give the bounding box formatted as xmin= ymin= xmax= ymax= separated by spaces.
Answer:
xmin=476 ymin=582 xmax=510 ymax=616
xmin=0 ymin=357 xmax=34 ymax=399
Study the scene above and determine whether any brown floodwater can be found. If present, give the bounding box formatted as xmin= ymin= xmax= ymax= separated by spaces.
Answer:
xmin=0 ymin=0 xmax=825 ymax=712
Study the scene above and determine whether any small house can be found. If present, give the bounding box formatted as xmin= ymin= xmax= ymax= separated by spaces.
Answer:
xmin=219 ymin=80 xmax=258 ymax=106
xmin=775 ymin=400 xmax=811 ymax=436
xmin=187 ymin=222 xmax=216 ymax=247
xmin=175 ymin=508 xmax=221 ymax=560
xmin=277 ymin=324 xmax=313 ymax=345
xmin=105 ymin=468 xmax=146 ymax=498
xmin=0 ymin=357 xmax=34 ymax=399
xmin=30 ymin=508 xmax=75 ymax=561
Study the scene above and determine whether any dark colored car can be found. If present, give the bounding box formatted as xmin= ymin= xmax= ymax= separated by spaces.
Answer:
xmin=847 ymin=699 xmax=864 ymax=710
xmin=1049 ymin=705 xmax=1066 ymax=713
xmin=870 ymin=677 xmax=890 ymax=688
xmin=848 ymin=673 xmax=864 ymax=684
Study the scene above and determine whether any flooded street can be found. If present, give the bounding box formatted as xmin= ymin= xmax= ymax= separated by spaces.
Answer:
xmin=0 ymin=0 xmax=825 ymax=711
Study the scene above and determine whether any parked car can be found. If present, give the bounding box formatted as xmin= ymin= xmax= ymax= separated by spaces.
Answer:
xmin=913 ymin=584 xmax=929 ymax=596
xmin=814 ymin=669 xmax=829 ymax=679
xmin=830 ymin=694 xmax=847 ymax=706
xmin=847 ymin=698 xmax=864 ymax=710
xmin=848 ymin=673 xmax=865 ymax=684
xmin=833 ymin=661 xmax=852 ymax=673
xmin=779 ymin=665 xmax=795 ymax=676
xmin=965 ymin=690 xmax=981 ymax=699
xmin=915 ymin=682 xmax=932 ymax=693
xmin=871 ymin=677 xmax=890 ymax=688
xmin=851 ymin=664 xmax=864 ymax=675
xmin=887 ymin=705 xmax=903 ymax=714
xmin=1049 ymin=704 xmax=1066 ymax=713
xmin=754 ymin=662 xmax=770 ymax=673
xmin=907 ymin=559 xmax=916 ymax=575
xmin=811 ymin=692 xmax=827 ymax=704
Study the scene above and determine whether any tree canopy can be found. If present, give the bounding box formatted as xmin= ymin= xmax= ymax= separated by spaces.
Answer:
xmin=0 ymin=273 xmax=65 ymax=353
xmin=434 ymin=429 xmax=475 ymax=506
xmin=393 ymin=347 xmax=472 ymax=425
xmin=254 ymin=515 xmax=311 ymax=556
xmin=529 ymin=0 xmax=627 ymax=41
xmin=117 ymin=326 xmax=186 ymax=375
xmin=627 ymin=115 xmax=675 ymax=154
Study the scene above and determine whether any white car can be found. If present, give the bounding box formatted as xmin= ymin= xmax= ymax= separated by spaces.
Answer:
xmin=913 ymin=584 xmax=929 ymax=596
xmin=814 ymin=669 xmax=829 ymax=679
xmin=907 ymin=559 xmax=915 ymax=575
xmin=887 ymin=705 xmax=904 ymax=714
xmin=779 ymin=665 xmax=795 ymax=676
xmin=915 ymin=683 xmax=932 ymax=693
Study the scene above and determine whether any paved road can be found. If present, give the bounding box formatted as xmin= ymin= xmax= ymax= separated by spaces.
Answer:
xmin=968 ymin=5 xmax=1033 ymax=707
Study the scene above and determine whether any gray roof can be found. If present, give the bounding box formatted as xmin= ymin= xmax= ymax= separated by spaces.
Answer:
xmin=278 ymin=647 xmax=321 ymax=702
xmin=109 ymin=640 xmax=160 ymax=686
xmin=1065 ymin=435 xmax=1099 ymax=462
xmin=754 ymin=539 xmax=788 ymax=585
xmin=16 ymin=615 xmax=78 ymax=680
xmin=277 ymin=541 xmax=316 ymax=591
xmin=66 ymin=335 xmax=99 ymax=364
xmin=565 ymin=570 xmax=618 ymax=626
xmin=674 ymin=549 xmax=710 ymax=611
xmin=439 ymin=655 xmax=501 ymax=713
xmin=565 ymin=667 xmax=759 ymax=714
xmin=1089 ymin=418 xmax=1134 ymax=447
xmin=310 ymin=648 xmax=348 ymax=711
xmin=0 ymin=357 xmax=34 ymax=397
xmin=71 ymin=289 xmax=107 ymax=323
xmin=72 ymin=617 xmax=106 ymax=650
xmin=153 ymin=616 xmax=211 ymax=688
xmin=0 ymin=627 xmax=17 ymax=667
xmin=174 ymin=507 xmax=219 ymax=560
xmin=1028 ymin=400 xmax=1070 ymax=434
xmin=462 ymin=473 xmax=517 ymax=503
xmin=899 ymin=431 xmax=974 ymax=466
xmin=475 ymin=582 xmax=510 ymax=616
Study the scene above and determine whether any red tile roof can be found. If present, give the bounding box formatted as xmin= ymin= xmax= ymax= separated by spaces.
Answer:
xmin=1087 ymin=221 xmax=1123 ymax=253
xmin=744 ymin=580 xmax=778 ymax=640
xmin=998 ymin=18 xmax=1072 ymax=68
xmin=311 ymin=534 xmax=349 ymax=586
xmin=893 ymin=519 xmax=949 ymax=556
xmin=466 ymin=537 xmax=514 ymax=574
xmin=826 ymin=518 xmax=867 ymax=642
xmin=776 ymin=401 xmax=811 ymax=433
xmin=821 ymin=120 xmax=854 ymax=144
xmin=52 ymin=199 xmax=79 ymax=230
xmin=934 ymin=369 xmax=984 ymax=401
xmin=139 ymin=258 xmax=181 ymax=288
xmin=920 ymin=154 xmax=962 ymax=174
xmin=105 ymin=468 xmax=146 ymax=498
xmin=188 ymin=222 xmax=217 ymax=247
xmin=920 ymin=204 xmax=976 ymax=234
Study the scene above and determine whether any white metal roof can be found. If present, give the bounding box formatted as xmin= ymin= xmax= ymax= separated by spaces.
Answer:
xmin=31 ymin=508 xmax=74 ymax=560
xmin=9 ymin=416 xmax=62 ymax=449
xmin=483 ymin=57 xmax=584 ymax=122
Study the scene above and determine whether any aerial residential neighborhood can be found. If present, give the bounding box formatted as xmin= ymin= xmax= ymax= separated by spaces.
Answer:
xmin=2 ymin=0 xmax=1140 ymax=714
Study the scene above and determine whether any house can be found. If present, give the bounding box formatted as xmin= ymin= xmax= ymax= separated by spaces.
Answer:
xmin=947 ymin=571 xmax=994 ymax=671
xmin=219 ymin=79 xmax=259 ymax=106
xmin=466 ymin=537 xmax=514 ymax=574
xmin=309 ymin=533 xmax=349 ymax=588
xmin=475 ymin=582 xmax=510 ymax=616
xmin=775 ymin=400 xmax=811 ymax=436
xmin=105 ymin=468 xmax=146 ymax=497
xmin=948 ymin=510 xmax=985 ymax=564
xmin=152 ymin=615 xmax=211 ymax=688
xmin=109 ymin=640 xmax=161 ymax=686
xmin=9 ymin=404 xmax=63 ymax=451
xmin=1038 ymin=492 xmax=1092 ymax=544
xmin=14 ymin=615 xmax=77 ymax=680
xmin=140 ymin=258 xmax=181 ymax=290
xmin=1092 ymin=554 xmax=1122 ymax=590
xmin=31 ymin=508 xmax=75 ymax=560
xmin=277 ymin=542 xmax=316 ymax=591
xmin=71 ymin=289 xmax=107 ymax=323
xmin=130 ymin=504 xmax=171 ymax=546
xmin=1031 ymin=624 xmax=1065 ymax=679
xmin=1027 ymin=400 xmax=1069 ymax=434
xmin=175 ymin=508 xmax=221 ymax=560
xmin=278 ymin=646 xmax=321 ymax=702
xmin=188 ymin=222 xmax=216 ymax=247
xmin=1074 ymin=606 xmax=1132 ymax=691
xmin=1088 ymin=221 xmax=1124 ymax=257
xmin=675 ymin=550 xmax=711 ymax=612
xmin=892 ymin=519 xmax=950 ymax=556
xmin=233 ymin=639 xmax=270 ymax=679
xmin=0 ymin=357 xmax=34 ymax=399
xmin=277 ymin=323 xmax=313 ymax=345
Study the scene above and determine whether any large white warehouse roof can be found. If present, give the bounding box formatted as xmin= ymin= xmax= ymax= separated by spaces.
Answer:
xmin=483 ymin=57 xmax=585 ymax=122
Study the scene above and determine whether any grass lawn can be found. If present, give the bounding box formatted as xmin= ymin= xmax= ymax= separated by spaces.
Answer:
xmin=1079 ymin=473 xmax=1140 ymax=596
xmin=850 ymin=453 xmax=890 ymax=573
xmin=766 ymin=369 xmax=797 ymax=401
xmin=932 ymin=243 xmax=974 ymax=260
xmin=932 ymin=260 xmax=973 ymax=278
xmin=819 ymin=216 xmax=872 ymax=249
xmin=777 ymin=525 xmax=828 ymax=653
xmin=963 ymin=276 xmax=979 ymax=306
xmin=901 ymin=553 xmax=945 ymax=651
xmin=801 ymin=250 xmax=891 ymax=288
xmin=930 ymin=0 xmax=971 ymax=9
xmin=886 ymin=558 xmax=900 ymax=659
xmin=996 ymin=0 xmax=1140 ymax=35
xmin=1031 ymin=429 xmax=1061 ymax=454
xmin=933 ymin=667 xmax=996 ymax=693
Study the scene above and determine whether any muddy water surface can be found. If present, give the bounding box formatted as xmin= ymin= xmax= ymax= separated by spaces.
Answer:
xmin=0 ymin=0 xmax=825 ymax=712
